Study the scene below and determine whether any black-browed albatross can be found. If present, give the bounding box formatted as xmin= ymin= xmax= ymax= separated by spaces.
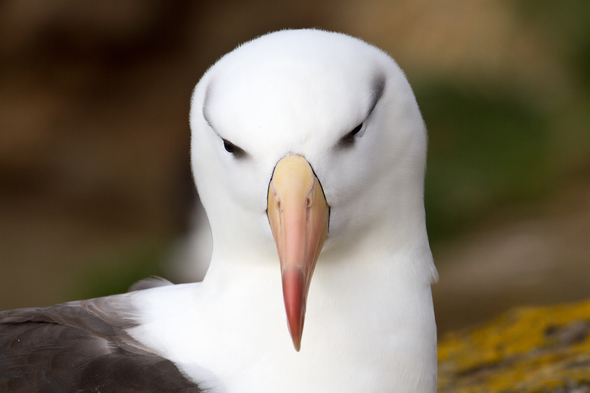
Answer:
xmin=0 ymin=29 xmax=438 ymax=392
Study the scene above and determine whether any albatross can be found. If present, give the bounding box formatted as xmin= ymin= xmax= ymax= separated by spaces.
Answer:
xmin=0 ymin=29 xmax=438 ymax=392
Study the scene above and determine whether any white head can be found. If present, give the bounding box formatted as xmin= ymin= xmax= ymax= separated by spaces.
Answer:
xmin=189 ymin=29 xmax=435 ymax=350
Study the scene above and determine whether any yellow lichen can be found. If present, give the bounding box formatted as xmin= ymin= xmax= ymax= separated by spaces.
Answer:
xmin=438 ymin=299 xmax=590 ymax=393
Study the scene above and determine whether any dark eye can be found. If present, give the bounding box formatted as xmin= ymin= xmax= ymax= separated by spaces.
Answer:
xmin=338 ymin=123 xmax=363 ymax=148
xmin=222 ymin=139 xmax=247 ymax=158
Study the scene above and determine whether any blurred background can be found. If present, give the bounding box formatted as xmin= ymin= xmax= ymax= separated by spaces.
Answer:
xmin=1 ymin=0 xmax=589 ymax=334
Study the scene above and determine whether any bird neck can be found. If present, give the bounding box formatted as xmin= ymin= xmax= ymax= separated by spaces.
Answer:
xmin=190 ymin=227 xmax=437 ymax=393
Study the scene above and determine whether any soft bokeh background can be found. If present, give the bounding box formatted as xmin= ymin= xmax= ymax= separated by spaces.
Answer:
xmin=1 ymin=0 xmax=589 ymax=334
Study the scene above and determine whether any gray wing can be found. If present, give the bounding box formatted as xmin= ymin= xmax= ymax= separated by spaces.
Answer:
xmin=0 ymin=294 xmax=202 ymax=393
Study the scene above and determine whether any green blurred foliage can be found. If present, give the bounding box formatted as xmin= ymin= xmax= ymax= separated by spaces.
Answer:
xmin=417 ymin=81 xmax=549 ymax=243
xmin=72 ymin=241 xmax=169 ymax=300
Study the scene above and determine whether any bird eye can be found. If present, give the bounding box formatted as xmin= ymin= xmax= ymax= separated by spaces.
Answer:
xmin=222 ymin=139 xmax=247 ymax=158
xmin=338 ymin=123 xmax=364 ymax=148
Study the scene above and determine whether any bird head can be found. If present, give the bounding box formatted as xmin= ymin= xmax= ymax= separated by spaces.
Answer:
xmin=189 ymin=29 xmax=431 ymax=350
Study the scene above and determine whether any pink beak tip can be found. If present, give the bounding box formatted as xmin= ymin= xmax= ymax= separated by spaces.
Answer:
xmin=282 ymin=266 xmax=306 ymax=351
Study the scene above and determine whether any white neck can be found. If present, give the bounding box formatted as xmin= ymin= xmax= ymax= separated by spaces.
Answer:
xmin=131 ymin=229 xmax=437 ymax=393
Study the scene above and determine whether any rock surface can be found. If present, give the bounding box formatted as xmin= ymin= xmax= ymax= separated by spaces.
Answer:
xmin=438 ymin=299 xmax=590 ymax=392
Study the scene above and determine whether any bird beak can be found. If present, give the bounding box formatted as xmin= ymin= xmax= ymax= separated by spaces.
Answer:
xmin=267 ymin=155 xmax=329 ymax=351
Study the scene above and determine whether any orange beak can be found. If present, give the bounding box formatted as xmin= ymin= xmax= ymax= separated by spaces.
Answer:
xmin=267 ymin=155 xmax=329 ymax=351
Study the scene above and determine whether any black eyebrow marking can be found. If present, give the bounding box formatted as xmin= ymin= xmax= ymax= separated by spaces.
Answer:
xmin=368 ymin=73 xmax=386 ymax=116
xmin=202 ymin=82 xmax=214 ymax=128
xmin=335 ymin=73 xmax=386 ymax=150
xmin=222 ymin=138 xmax=247 ymax=159
xmin=337 ymin=123 xmax=363 ymax=148
xmin=202 ymin=82 xmax=249 ymax=160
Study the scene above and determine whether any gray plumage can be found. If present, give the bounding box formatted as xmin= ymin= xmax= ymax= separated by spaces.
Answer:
xmin=0 ymin=282 xmax=201 ymax=393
